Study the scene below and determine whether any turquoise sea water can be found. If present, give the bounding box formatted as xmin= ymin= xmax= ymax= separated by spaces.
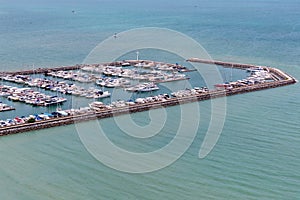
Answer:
xmin=0 ymin=0 xmax=300 ymax=199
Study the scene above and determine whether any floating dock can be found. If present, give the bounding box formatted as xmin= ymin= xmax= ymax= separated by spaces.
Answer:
xmin=0 ymin=59 xmax=297 ymax=136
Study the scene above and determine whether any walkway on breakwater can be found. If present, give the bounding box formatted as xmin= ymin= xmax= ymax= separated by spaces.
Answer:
xmin=0 ymin=59 xmax=297 ymax=136
xmin=187 ymin=58 xmax=264 ymax=69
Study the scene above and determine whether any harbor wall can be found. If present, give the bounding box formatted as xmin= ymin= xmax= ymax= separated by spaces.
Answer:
xmin=186 ymin=58 xmax=259 ymax=69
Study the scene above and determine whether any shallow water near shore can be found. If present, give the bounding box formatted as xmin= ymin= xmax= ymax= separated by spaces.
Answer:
xmin=0 ymin=0 xmax=300 ymax=199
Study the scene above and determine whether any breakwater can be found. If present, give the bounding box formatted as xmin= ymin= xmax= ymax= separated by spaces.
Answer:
xmin=187 ymin=58 xmax=262 ymax=69
xmin=187 ymin=58 xmax=297 ymax=82
xmin=0 ymin=59 xmax=297 ymax=136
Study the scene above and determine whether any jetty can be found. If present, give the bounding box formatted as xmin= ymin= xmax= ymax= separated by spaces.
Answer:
xmin=0 ymin=59 xmax=297 ymax=136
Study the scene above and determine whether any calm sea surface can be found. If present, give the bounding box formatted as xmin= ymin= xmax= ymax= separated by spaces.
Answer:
xmin=0 ymin=0 xmax=299 ymax=199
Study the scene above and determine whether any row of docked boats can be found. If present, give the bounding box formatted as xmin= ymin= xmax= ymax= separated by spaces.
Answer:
xmin=0 ymin=85 xmax=201 ymax=128
xmin=0 ymin=107 xmax=91 ymax=128
xmin=171 ymin=87 xmax=209 ymax=97
xmin=88 ymin=93 xmax=171 ymax=111
xmin=0 ymin=79 xmax=295 ymax=132
xmin=215 ymin=68 xmax=274 ymax=90
xmin=81 ymin=65 xmax=188 ymax=82
xmin=1 ymin=66 xmax=188 ymax=97
xmin=46 ymin=70 xmax=101 ymax=83
xmin=1 ymin=73 xmax=161 ymax=94
xmin=0 ymin=116 xmax=32 ymax=127
xmin=133 ymin=61 xmax=187 ymax=71
xmin=248 ymin=69 xmax=273 ymax=81
xmin=128 ymin=70 xmax=188 ymax=83
xmin=81 ymin=61 xmax=188 ymax=72
xmin=88 ymin=87 xmax=209 ymax=111
xmin=1 ymin=75 xmax=111 ymax=99
xmin=0 ymin=85 xmax=67 ymax=106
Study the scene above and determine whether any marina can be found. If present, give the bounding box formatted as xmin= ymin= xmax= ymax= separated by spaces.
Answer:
xmin=1 ymin=1 xmax=299 ymax=199
xmin=0 ymin=59 xmax=297 ymax=136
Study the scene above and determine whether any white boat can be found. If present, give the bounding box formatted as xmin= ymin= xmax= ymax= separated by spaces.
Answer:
xmin=121 ymin=62 xmax=131 ymax=67
xmin=138 ymin=83 xmax=159 ymax=92
xmin=125 ymin=82 xmax=159 ymax=92
xmin=93 ymin=91 xmax=111 ymax=99
xmin=110 ymin=100 xmax=126 ymax=108
xmin=0 ymin=92 xmax=10 ymax=97
xmin=135 ymin=98 xmax=145 ymax=103
xmin=134 ymin=63 xmax=144 ymax=67
xmin=0 ymin=103 xmax=15 ymax=112
xmin=96 ymin=79 xmax=106 ymax=87
xmin=139 ymin=84 xmax=159 ymax=92
xmin=43 ymin=97 xmax=67 ymax=106
xmin=89 ymin=101 xmax=107 ymax=111
xmin=8 ymin=96 xmax=19 ymax=101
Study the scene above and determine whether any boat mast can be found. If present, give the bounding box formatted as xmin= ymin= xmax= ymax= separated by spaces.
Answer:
xmin=136 ymin=51 xmax=139 ymax=61
xmin=230 ymin=64 xmax=233 ymax=82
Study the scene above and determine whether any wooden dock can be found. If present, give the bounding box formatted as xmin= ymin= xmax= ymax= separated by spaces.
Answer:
xmin=0 ymin=59 xmax=297 ymax=136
